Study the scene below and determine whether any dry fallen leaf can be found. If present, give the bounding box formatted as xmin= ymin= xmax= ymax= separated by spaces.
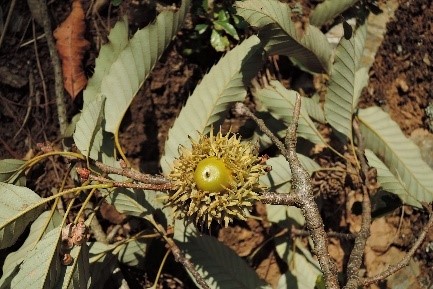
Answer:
xmin=54 ymin=0 xmax=90 ymax=99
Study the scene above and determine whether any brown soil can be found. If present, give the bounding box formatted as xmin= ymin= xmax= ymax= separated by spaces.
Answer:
xmin=1 ymin=0 xmax=433 ymax=288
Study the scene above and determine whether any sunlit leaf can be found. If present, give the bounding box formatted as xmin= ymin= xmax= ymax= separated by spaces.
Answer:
xmin=255 ymin=81 xmax=327 ymax=145
xmin=236 ymin=0 xmax=332 ymax=73
xmin=309 ymin=0 xmax=359 ymax=27
xmin=276 ymin=240 xmax=321 ymax=289
xmin=73 ymin=96 xmax=105 ymax=160
xmin=160 ymin=35 xmax=263 ymax=173
xmin=10 ymin=226 xmax=63 ymax=289
xmin=324 ymin=24 xmax=367 ymax=140
xmin=0 ymin=183 xmax=45 ymax=249
xmin=0 ymin=211 xmax=62 ymax=286
xmin=83 ymin=20 xmax=128 ymax=103
xmin=103 ymin=0 xmax=191 ymax=134
xmin=359 ymin=107 xmax=433 ymax=207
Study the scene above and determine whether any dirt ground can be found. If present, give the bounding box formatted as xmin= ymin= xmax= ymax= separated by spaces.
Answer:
xmin=1 ymin=0 xmax=433 ymax=288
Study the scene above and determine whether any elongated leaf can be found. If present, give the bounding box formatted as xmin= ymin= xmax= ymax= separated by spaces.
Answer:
xmin=117 ymin=239 xmax=148 ymax=267
xmin=88 ymin=242 xmax=118 ymax=289
xmin=106 ymin=187 xmax=165 ymax=219
xmin=310 ymin=0 xmax=360 ymax=27
xmin=236 ymin=0 xmax=332 ymax=73
xmin=10 ymin=226 xmax=63 ymax=289
xmin=304 ymin=94 xmax=326 ymax=123
xmin=73 ymin=96 xmax=105 ymax=160
xmin=103 ymin=0 xmax=190 ymax=134
xmin=358 ymin=107 xmax=433 ymax=206
xmin=276 ymin=241 xmax=321 ymax=289
xmin=0 ymin=159 xmax=25 ymax=183
xmin=324 ymin=24 xmax=367 ymax=139
xmin=179 ymin=235 xmax=271 ymax=289
xmin=266 ymin=204 xmax=305 ymax=227
xmin=0 ymin=183 xmax=45 ymax=249
xmin=55 ymin=244 xmax=90 ymax=289
xmin=365 ymin=149 xmax=415 ymax=206
xmin=83 ymin=20 xmax=128 ymax=103
xmin=255 ymin=81 xmax=326 ymax=145
xmin=160 ymin=35 xmax=263 ymax=173
xmin=0 ymin=211 xmax=62 ymax=286
xmin=261 ymin=155 xmax=318 ymax=227
xmin=0 ymin=159 xmax=26 ymax=186
xmin=260 ymin=155 xmax=320 ymax=192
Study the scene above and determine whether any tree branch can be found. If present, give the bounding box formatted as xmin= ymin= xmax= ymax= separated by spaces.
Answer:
xmin=344 ymin=119 xmax=373 ymax=289
xmin=235 ymin=100 xmax=340 ymax=289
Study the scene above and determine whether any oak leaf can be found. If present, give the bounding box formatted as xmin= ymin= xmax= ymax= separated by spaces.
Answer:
xmin=54 ymin=0 xmax=90 ymax=99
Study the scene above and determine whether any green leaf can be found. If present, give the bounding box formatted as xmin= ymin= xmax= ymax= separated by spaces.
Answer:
xmin=117 ymin=239 xmax=148 ymax=267
xmin=211 ymin=29 xmax=230 ymax=51
xmin=236 ymin=0 xmax=332 ymax=73
xmin=55 ymin=244 xmax=90 ymax=289
xmin=160 ymin=35 xmax=263 ymax=173
xmin=103 ymin=0 xmax=191 ymax=134
xmin=179 ymin=235 xmax=271 ymax=289
xmin=83 ymin=20 xmax=128 ymax=104
xmin=214 ymin=20 xmax=240 ymax=40
xmin=255 ymin=80 xmax=326 ymax=145
xmin=0 ymin=159 xmax=25 ymax=184
xmin=195 ymin=23 xmax=209 ymax=34
xmin=10 ymin=226 xmax=63 ymax=289
xmin=73 ymin=96 xmax=105 ymax=160
xmin=0 ymin=183 xmax=45 ymax=249
xmin=309 ymin=0 xmax=360 ymax=27
xmin=358 ymin=107 xmax=433 ymax=206
xmin=0 ymin=211 xmax=62 ymax=286
xmin=324 ymin=24 xmax=367 ymax=139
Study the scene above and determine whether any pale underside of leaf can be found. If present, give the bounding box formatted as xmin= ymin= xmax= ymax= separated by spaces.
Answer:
xmin=358 ymin=107 xmax=433 ymax=206
xmin=324 ymin=24 xmax=367 ymax=140
xmin=10 ymin=226 xmax=62 ymax=289
xmin=103 ymin=0 xmax=190 ymax=134
xmin=105 ymin=187 xmax=168 ymax=221
xmin=310 ymin=0 xmax=360 ymax=27
xmin=83 ymin=20 xmax=128 ymax=104
xmin=160 ymin=35 xmax=263 ymax=173
xmin=88 ymin=242 xmax=118 ymax=288
xmin=73 ymin=96 xmax=105 ymax=160
xmin=260 ymin=155 xmax=320 ymax=192
xmin=236 ymin=0 xmax=332 ymax=73
xmin=364 ymin=149 xmax=419 ymax=206
xmin=0 ymin=183 xmax=44 ymax=249
xmin=255 ymin=80 xmax=326 ymax=145
xmin=117 ymin=239 xmax=148 ymax=266
xmin=55 ymin=243 xmax=90 ymax=289
xmin=179 ymin=235 xmax=271 ymax=289
xmin=0 ymin=159 xmax=25 ymax=183
xmin=0 ymin=211 xmax=62 ymax=286
xmin=276 ymin=240 xmax=321 ymax=289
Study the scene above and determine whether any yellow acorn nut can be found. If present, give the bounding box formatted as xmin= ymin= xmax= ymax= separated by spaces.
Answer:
xmin=194 ymin=157 xmax=232 ymax=192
